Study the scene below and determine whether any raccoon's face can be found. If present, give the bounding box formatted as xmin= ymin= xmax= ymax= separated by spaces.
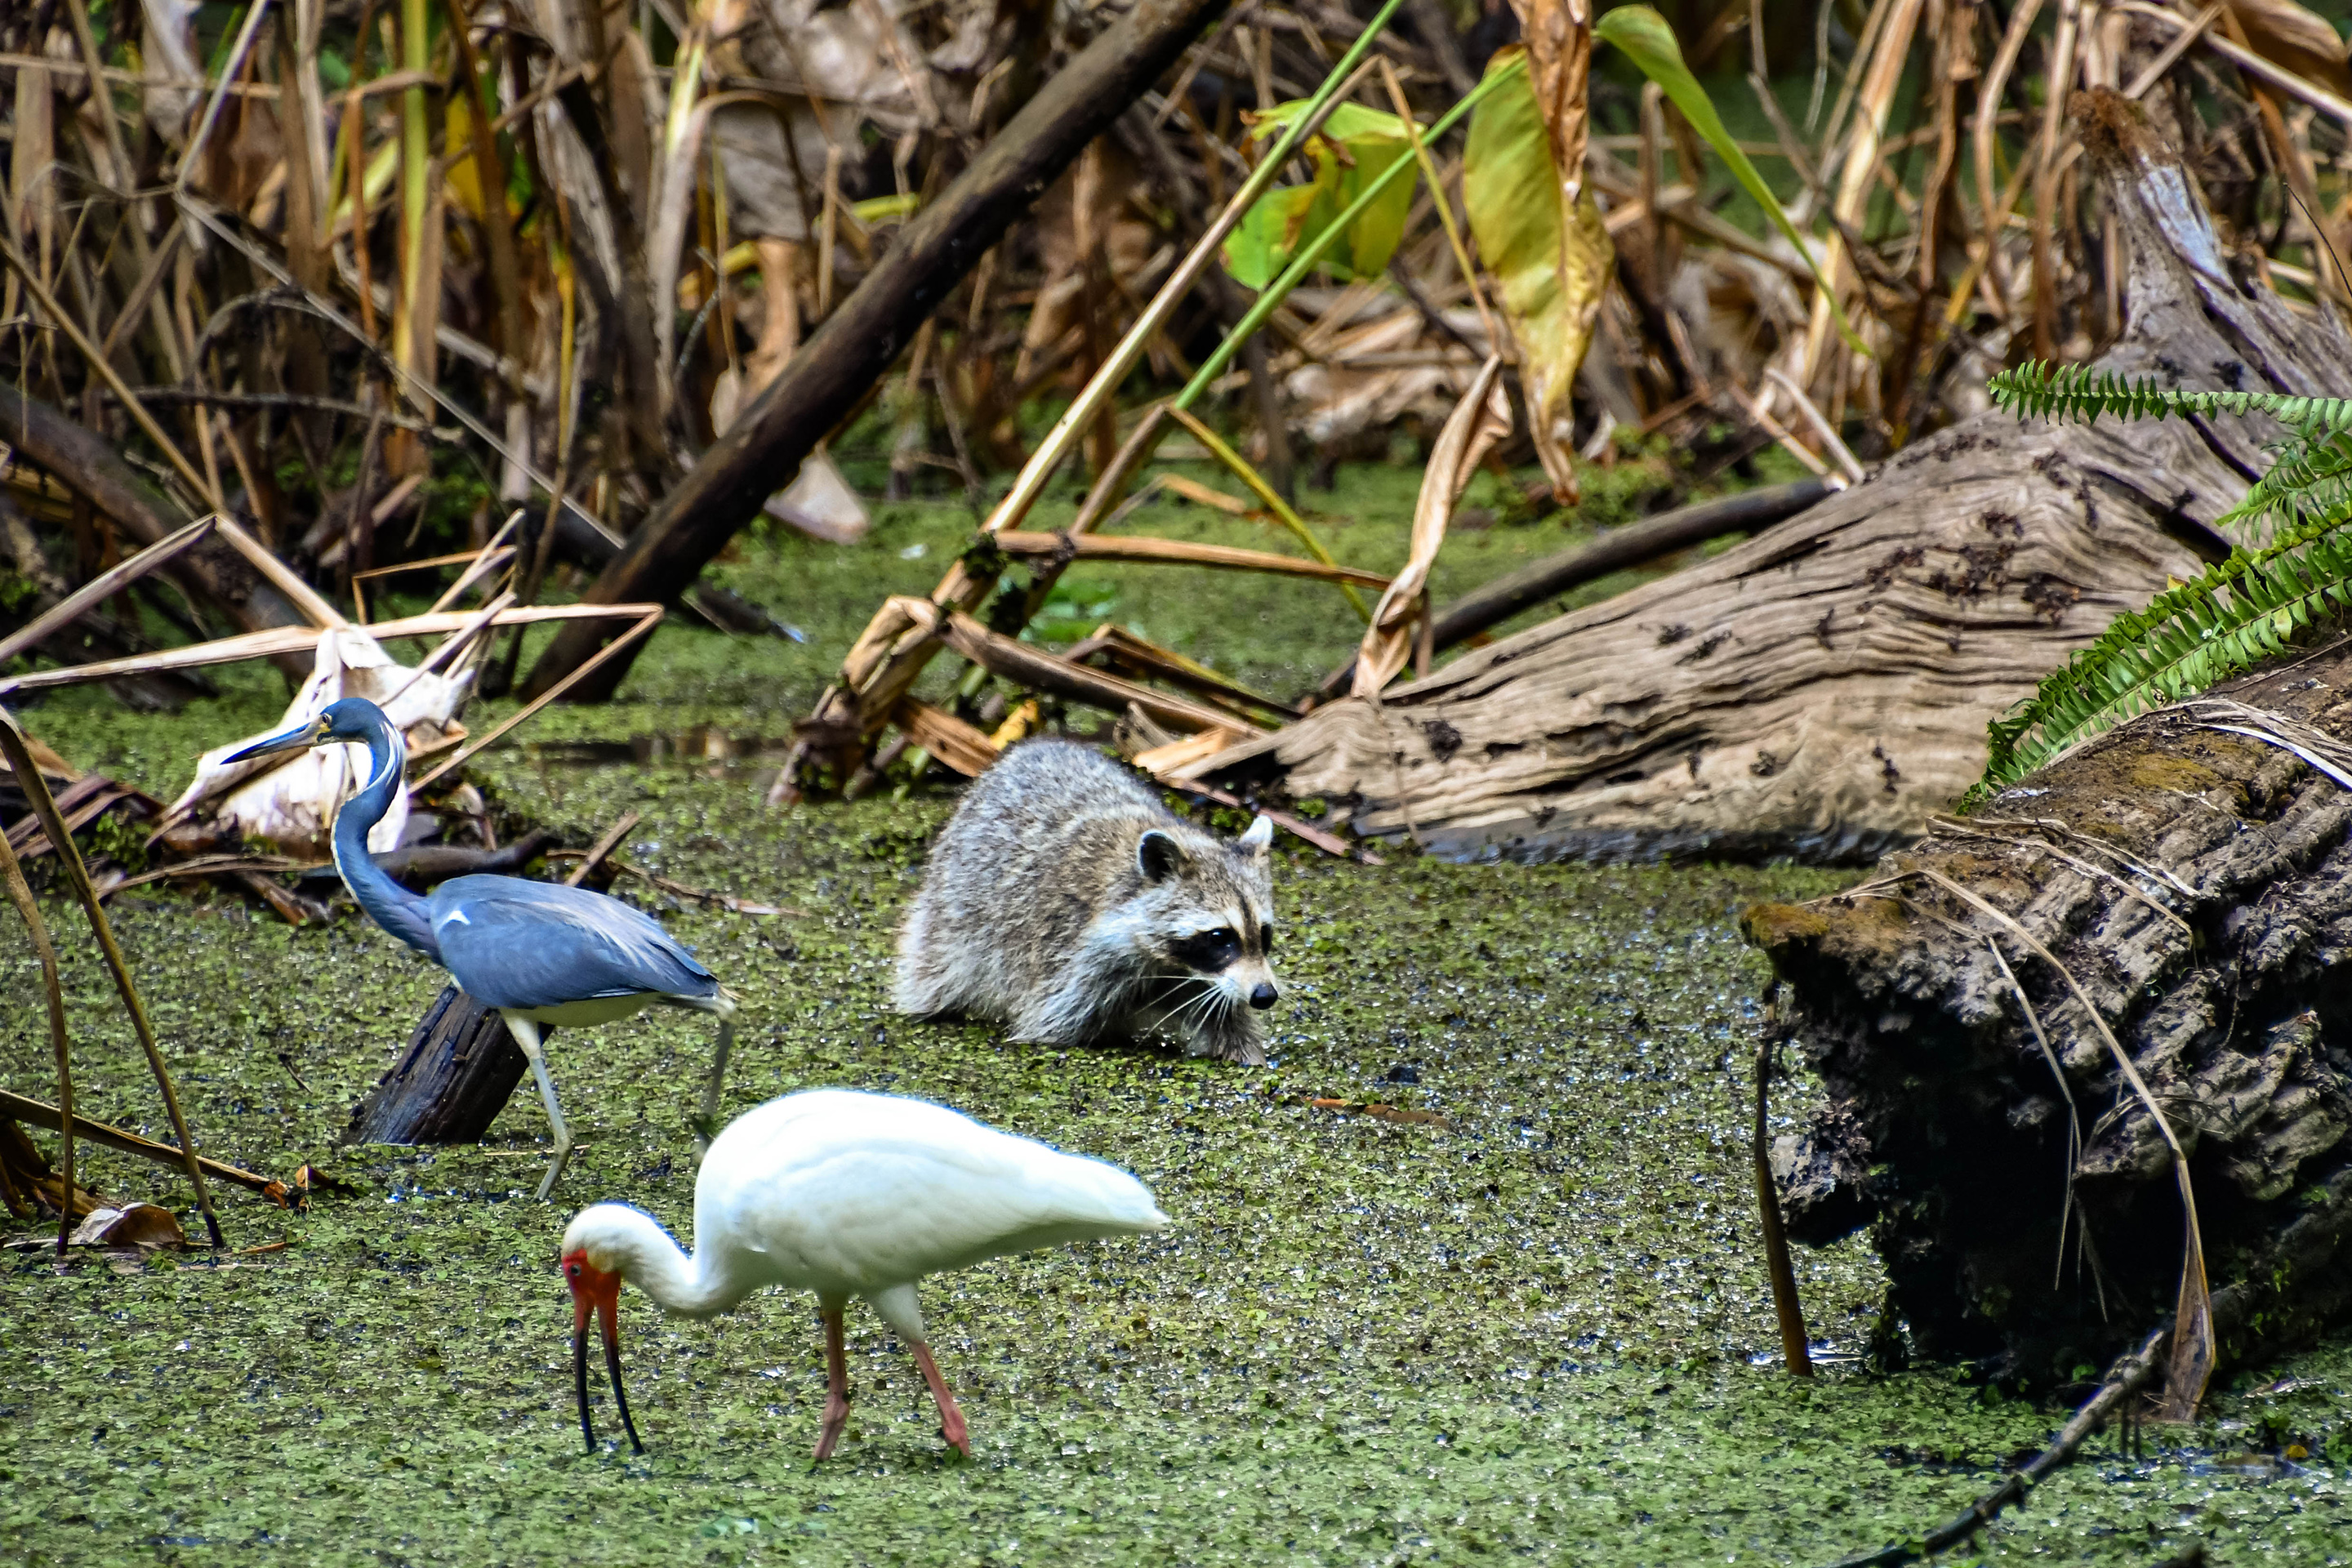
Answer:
xmin=1134 ymin=816 xmax=1280 ymax=1013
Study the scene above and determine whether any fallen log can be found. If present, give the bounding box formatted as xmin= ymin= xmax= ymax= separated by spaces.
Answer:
xmin=344 ymin=985 xmax=530 ymax=1147
xmin=519 ymin=0 xmax=1236 ymax=704
xmin=1196 ymin=92 xmax=2301 ymax=863
xmin=1744 ymin=646 xmax=2352 ymax=1383
xmin=370 ymin=831 xmax=555 ymax=891
xmin=0 ymin=389 xmax=316 ymax=676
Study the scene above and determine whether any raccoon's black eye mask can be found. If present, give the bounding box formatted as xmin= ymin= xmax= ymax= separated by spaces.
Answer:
xmin=1169 ymin=927 xmax=1242 ymax=971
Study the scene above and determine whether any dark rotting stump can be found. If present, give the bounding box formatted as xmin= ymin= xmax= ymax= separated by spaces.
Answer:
xmin=1744 ymin=644 xmax=2352 ymax=1388
xmin=345 ymin=985 xmax=537 ymax=1146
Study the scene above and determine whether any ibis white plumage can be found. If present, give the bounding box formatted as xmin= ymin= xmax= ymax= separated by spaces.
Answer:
xmin=559 ymin=1088 xmax=1169 ymax=1459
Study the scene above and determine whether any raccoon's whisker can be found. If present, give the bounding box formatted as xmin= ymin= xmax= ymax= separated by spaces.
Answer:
xmin=1167 ymin=980 xmax=1231 ymax=1036
xmin=1157 ymin=987 xmax=1214 ymax=1036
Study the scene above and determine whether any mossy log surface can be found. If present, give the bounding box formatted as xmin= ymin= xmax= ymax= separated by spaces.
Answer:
xmin=1744 ymin=647 xmax=2352 ymax=1382
xmin=1200 ymin=91 xmax=2350 ymax=863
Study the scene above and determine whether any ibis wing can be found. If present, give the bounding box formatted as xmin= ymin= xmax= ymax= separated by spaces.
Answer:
xmin=703 ymin=1091 xmax=1163 ymax=1285
xmin=427 ymin=875 xmax=718 ymax=1012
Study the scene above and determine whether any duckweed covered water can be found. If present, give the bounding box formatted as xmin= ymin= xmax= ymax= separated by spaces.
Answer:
xmin=3 ymin=459 xmax=2350 ymax=1564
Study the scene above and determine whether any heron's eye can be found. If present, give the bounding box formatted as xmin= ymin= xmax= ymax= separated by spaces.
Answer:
xmin=566 ymin=1263 xmax=581 ymax=1277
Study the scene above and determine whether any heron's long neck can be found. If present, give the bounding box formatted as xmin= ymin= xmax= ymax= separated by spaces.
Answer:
xmin=605 ymin=1208 xmax=746 ymax=1319
xmin=331 ymin=715 xmax=439 ymax=960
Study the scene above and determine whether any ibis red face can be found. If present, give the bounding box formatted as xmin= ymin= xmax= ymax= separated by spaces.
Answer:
xmin=563 ymin=1246 xmax=643 ymax=1454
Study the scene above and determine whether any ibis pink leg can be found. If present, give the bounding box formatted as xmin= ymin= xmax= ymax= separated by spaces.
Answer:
xmin=907 ymin=1339 xmax=969 ymax=1457
xmin=813 ymin=1305 xmax=851 ymax=1460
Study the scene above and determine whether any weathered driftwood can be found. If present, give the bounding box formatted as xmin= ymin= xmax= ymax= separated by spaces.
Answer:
xmin=1200 ymin=93 xmax=2334 ymax=862
xmin=1744 ymin=646 xmax=2352 ymax=1383
xmin=344 ymin=986 xmax=529 ymax=1147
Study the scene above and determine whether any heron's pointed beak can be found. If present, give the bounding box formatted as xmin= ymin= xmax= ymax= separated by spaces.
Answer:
xmin=223 ymin=715 xmax=332 ymax=765
xmin=564 ymin=1250 xmax=641 ymax=1455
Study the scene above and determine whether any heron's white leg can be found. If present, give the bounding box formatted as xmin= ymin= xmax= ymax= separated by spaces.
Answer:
xmin=695 ymin=1009 xmax=737 ymax=1154
xmin=501 ymin=1013 xmax=571 ymax=1201
xmin=813 ymin=1297 xmax=851 ymax=1461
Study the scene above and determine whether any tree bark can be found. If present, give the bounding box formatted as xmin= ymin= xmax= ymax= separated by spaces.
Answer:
xmin=519 ymin=0 xmax=1236 ymax=704
xmin=1744 ymin=647 xmax=2352 ymax=1383
xmin=344 ymin=985 xmax=532 ymax=1147
xmin=1200 ymin=92 xmax=2339 ymax=863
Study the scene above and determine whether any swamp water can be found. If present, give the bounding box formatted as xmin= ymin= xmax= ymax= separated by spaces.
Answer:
xmin=3 ymin=462 xmax=2350 ymax=1563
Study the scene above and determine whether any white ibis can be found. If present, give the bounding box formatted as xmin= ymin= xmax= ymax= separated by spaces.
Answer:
xmin=559 ymin=1087 xmax=1169 ymax=1459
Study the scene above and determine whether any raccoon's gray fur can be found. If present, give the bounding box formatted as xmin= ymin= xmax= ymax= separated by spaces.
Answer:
xmin=894 ymin=739 xmax=1281 ymax=1064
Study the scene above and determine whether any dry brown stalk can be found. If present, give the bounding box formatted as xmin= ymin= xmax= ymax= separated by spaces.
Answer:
xmin=0 ymin=792 xmax=77 ymax=1254
xmin=0 ymin=516 xmax=216 ymax=668
xmin=0 ymin=1089 xmax=283 ymax=1196
xmin=991 ymin=530 xmax=1392 ymax=587
xmin=412 ymin=608 xmax=666 ymax=791
xmin=1752 ymin=1001 xmax=1813 ymax=1377
xmin=564 ymin=812 xmax=644 ymax=889
xmin=0 ymin=601 xmax=657 ymax=697
xmin=891 ymin=699 xmax=1003 ymax=779
xmin=0 ymin=709 xmax=224 ymax=1249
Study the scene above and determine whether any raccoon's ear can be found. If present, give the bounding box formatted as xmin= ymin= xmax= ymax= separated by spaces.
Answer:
xmin=1236 ymin=815 xmax=1273 ymax=857
xmin=1137 ymin=830 xmax=1187 ymax=881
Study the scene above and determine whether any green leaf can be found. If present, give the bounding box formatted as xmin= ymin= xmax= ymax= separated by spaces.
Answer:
xmin=1222 ymin=104 xmax=1419 ymax=288
xmin=1592 ymin=6 xmax=1865 ymax=355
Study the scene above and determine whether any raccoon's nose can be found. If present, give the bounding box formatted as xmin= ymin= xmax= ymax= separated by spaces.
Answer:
xmin=1250 ymin=982 xmax=1278 ymax=1009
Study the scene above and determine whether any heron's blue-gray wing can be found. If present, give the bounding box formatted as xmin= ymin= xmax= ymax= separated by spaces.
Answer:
xmin=425 ymin=875 xmax=718 ymax=1010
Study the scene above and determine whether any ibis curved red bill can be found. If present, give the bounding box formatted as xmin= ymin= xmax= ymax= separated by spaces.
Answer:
xmin=563 ymin=1246 xmax=643 ymax=1453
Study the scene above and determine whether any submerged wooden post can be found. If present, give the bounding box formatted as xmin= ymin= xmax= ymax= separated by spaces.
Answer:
xmin=345 ymin=985 xmax=532 ymax=1146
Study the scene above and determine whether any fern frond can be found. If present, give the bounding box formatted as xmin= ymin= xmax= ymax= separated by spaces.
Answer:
xmin=1968 ymin=513 xmax=2352 ymax=804
xmin=1986 ymin=362 xmax=2352 ymax=433
xmin=1989 ymin=361 xmax=2352 ymax=544
xmin=2216 ymin=430 xmax=2352 ymax=537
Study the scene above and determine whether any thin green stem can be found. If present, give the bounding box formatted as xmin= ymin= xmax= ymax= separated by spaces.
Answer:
xmin=982 ymin=0 xmax=1412 ymax=537
xmin=1167 ymin=406 xmax=1370 ymax=621
xmin=1174 ymin=55 xmax=1524 ymax=412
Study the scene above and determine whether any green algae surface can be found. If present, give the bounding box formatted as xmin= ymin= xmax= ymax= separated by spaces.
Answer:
xmin=3 ymin=457 xmax=2352 ymax=1563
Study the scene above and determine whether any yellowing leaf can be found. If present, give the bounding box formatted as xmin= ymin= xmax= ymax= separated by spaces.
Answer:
xmin=1223 ymin=102 xmax=1419 ymax=289
xmin=1463 ymin=45 xmax=1610 ymax=501
xmin=443 ymin=91 xmax=485 ymax=222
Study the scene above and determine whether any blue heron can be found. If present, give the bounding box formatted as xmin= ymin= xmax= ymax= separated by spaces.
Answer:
xmin=227 ymin=697 xmax=737 ymax=1199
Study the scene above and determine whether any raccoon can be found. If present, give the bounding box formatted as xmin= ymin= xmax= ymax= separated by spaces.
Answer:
xmin=894 ymin=739 xmax=1281 ymax=1063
